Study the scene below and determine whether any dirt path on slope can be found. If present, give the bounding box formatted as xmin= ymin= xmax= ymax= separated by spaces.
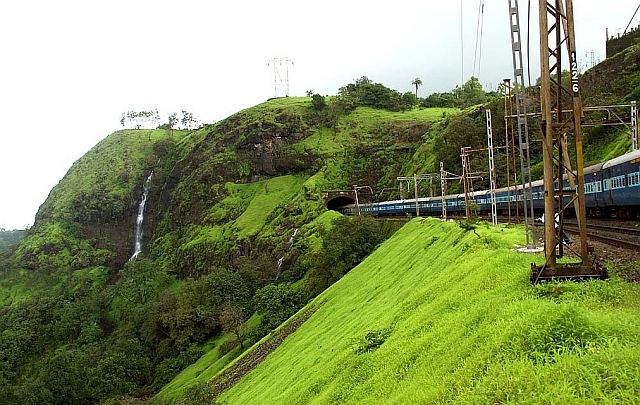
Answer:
xmin=205 ymin=306 xmax=317 ymax=400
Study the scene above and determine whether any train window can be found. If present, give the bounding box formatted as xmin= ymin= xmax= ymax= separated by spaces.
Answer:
xmin=596 ymin=181 xmax=602 ymax=192
xmin=584 ymin=183 xmax=593 ymax=194
xmin=603 ymin=179 xmax=611 ymax=191
xmin=628 ymin=172 xmax=640 ymax=187
xmin=611 ymin=175 xmax=626 ymax=189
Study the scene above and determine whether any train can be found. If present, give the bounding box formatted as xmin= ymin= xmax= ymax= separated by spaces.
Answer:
xmin=337 ymin=149 xmax=640 ymax=219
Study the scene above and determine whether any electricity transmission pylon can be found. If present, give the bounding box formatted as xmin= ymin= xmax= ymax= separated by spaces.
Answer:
xmin=268 ymin=57 xmax=294 ymax=98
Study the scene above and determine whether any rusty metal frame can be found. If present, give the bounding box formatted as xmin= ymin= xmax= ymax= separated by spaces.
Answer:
xmin=532 ymin=0 xmax=606 ymax=282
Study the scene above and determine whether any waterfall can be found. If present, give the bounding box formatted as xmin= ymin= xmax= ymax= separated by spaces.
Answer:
xmin=288 ymin=228 xmax=298 ymax=244
xmin=130 ymin=171 xmax=153 ymax=260
xmin=275 ymin=228 xmax=298 ymax=280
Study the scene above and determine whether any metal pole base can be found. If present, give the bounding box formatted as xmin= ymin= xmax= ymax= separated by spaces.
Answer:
xmin=530 ymin=262 xmax=608 ymax=284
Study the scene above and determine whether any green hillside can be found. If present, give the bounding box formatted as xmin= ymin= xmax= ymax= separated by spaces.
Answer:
xmin=0 ymin=81 xmax=451 ymax=404
xmin=193 ymin=219 xmax=639 ymax=404
xmin=1 ymin=55 xmax=640 ymax=404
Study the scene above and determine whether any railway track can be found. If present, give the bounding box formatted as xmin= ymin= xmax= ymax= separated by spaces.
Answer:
xmin=494 ymin=216 xmax=640 ymax=252
xmin=563 ymin=226 xmax=640 ymax=251
xmin=564 ymin=222 xmax=640 ymax=237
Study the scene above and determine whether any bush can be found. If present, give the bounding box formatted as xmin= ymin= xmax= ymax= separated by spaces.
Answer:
xmin=217 ymin=340 xmax=239 ymax=357
xmin=351 ymin=328 xmax=392 ymax=355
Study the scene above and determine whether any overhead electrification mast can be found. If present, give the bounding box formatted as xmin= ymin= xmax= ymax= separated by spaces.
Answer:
xmin=531 ymin=0 xmax=606 ymax=282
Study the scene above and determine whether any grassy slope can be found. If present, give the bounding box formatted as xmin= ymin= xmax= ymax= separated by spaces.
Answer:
xmin=215 ymin=219 xmax=640 ymax=404
xmin=152 ymin=210 xmax=343 ymax=403
xmin=12 ymin=129 xmax=187 ymax=271
xmin=42 ymin=129 xmax=186 ymax=222
xmin=156 ymin=313 xmax=263 ymax=401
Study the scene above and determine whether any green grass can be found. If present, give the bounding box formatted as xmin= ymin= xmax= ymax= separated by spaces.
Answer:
xmin=209 ymin=218 xmax=640 ymax=404
xmin=296 ymin=127 xmax=354 ymax=155
xmin=45 ymin=129 xmax=188 ymax=222
xmin=583 ymin=129 xmax=634 ymax=165
xmin=156 ymin=313 xmax=262 ymax=403
xmin=347 ymin=106 xmax=458 ymax=122
xmin=233 ymin=175 xmax=308 ymax=238
xmin=0 ymin=264 xmax=108 ymax=306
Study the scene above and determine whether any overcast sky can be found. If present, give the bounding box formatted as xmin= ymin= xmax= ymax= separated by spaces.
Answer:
xmin=0 ymin=0 xmax=638 ymax=230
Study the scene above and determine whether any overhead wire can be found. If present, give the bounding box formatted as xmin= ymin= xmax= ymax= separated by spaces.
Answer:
xmin=472 ymin=0 xmax=485 ymax=79
xmin=478 ymin=1 xmax=485 ymax=80
xmin=461 ymin=0 xmax=465 ymax=87
xmin=526 ymin=0 xmax=532 ymax=88
xmin=473 ymin=0 xmax=482 ymax=77
xmin=624 ymin=3 xmax=640 ymax=34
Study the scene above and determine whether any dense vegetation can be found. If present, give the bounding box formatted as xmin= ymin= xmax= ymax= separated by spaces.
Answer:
xmin=0 ymin=79 xmax=442 ymax=404
xmin=0 ymin=229 xmax=24 ymax=253
xmin=1 ymin=38 xmax=640 ymax=404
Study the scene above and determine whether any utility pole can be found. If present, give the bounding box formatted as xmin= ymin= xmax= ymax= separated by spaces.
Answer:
xmin=352 ymin=185 xmax=373 ymax=216
xmin=633 ymin=101 xmax=638 ymax=151
xmin=486 ymin=109 xmax=498 ymax=226
xmin=503 ymin=78 xmax=520 ymax=223
xmin=531 ymin=0 xmax=606 ymax=282
xmin=440 ymin=162 xmax=463 ymax=221
xmin=508 ymin=0 xmax=536 ymax=249
xmin=397 ymin=174 xmax=439 ymax=217
xmin=461 ymin=147 xmax=473 ymax=220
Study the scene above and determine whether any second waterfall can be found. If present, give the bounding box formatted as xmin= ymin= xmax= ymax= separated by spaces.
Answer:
xmin=130 ymin=171 xmax=154 ymax=260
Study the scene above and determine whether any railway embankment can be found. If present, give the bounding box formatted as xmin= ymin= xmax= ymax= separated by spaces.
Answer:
xmin=166 ymin=218 xmax=640 ymax=404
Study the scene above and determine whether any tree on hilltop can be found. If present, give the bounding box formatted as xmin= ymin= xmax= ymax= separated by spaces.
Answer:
xmin=412 ymin=77 xmax=423 ymax=98
xmin=120 ymin=110 xmax=160 ymax=129
xmin=311 ymin=93 xmax=326 ymax=110
xmin=453 ymin=76 xmax=487 ymax=108
xmin=180 ymin=110 xmax=200 ymax=130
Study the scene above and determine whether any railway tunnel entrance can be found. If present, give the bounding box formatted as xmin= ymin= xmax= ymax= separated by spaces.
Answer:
xmin=323 ymin=190 xmax=356 ymax=211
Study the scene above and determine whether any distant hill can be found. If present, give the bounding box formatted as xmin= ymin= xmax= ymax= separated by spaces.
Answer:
xmin=0 ymin=229 xmax=24 ymax=253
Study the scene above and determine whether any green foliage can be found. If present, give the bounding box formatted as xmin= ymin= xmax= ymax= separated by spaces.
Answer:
xmin=457 ymin=219 xmax=478 ymax=233
xmin=215 ymin=219 xmax=640 ymax=405
xmin=310 ymin=93 xmax=326 ymax=111
xmin=452 ymin=76 xmax=488 ymax=108
xmin=509 ymin=304 xmax=601 ymax=363
xmin=307 ymin=215 xmax=386 ymax=295
xmin=0 ymin=229 xmax=25 ymax=253
xmin=351 ymin=328 xmax=392 ymax=355
xmin=6 ymin=63 xmax=639 ymax=405
xmin=253 ymin=283 xmax=304 ymax=333
xmin=338 ymin=76 xmax=412 ymax=112
xmin=158 ymin=269 xmax=251 ymax=350
xmin=421 ymin=91 xmax=456 ymax=108
xmin=152 ymin=346 xmax=204 ymax=391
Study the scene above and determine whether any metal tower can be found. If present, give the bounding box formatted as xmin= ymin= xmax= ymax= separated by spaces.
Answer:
xmin=531 ymin=0 xmax=606 ymax=282
xmin=507 ymin=0 xmax=536 ymax=248
xmin=268 ymin=57 xmax=294 ymax=98
xmin=486 ymin=109 xmax=498 ymax=226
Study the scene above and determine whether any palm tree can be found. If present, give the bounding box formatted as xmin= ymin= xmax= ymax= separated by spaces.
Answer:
xmin=412 ymin=77 xmax=423 ymax=98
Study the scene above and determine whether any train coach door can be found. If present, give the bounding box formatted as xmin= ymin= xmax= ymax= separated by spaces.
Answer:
xmin=602 ymin=167 xmax=613 ymax=208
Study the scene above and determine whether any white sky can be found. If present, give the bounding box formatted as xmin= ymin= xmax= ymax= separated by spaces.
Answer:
xmin=0 ymin=0 xmax=637 ymax=230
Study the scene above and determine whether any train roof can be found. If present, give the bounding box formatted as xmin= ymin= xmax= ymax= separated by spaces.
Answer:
xmin=602 ymin=149 xmax=640 ymax=170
